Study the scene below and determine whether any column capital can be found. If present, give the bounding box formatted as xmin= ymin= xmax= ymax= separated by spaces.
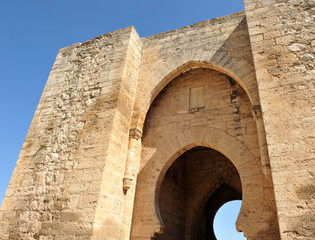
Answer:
xmin=129 ymin=127 xmax=143 ymax=140
xmin=251 ymin=105 xmax=263 ymax=121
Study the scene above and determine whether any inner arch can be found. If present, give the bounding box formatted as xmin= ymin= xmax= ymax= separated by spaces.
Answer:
xmin=157 ymin=147 xmax=242 ymax=240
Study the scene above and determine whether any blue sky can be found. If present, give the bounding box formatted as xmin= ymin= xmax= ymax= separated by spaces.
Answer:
xmin=0 ymin=0 xmax=245 ymax=238
xmin=215 ymin=201 xmax=245 ymax=239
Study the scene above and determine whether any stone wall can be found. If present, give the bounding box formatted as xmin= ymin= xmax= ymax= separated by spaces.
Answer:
xmin=244 ymin=0 xmax=315 ymax=239
xmin=0 ymin=2 xmax=313 ymax=239
xmin=0 ymin=26 xmax=142 ymax=240
xmin=159 ymin=156 xmax=186 ymax=240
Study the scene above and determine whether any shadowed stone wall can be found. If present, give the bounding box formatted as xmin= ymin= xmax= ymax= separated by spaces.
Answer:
xmin=158 ymin=147 xmax=242 ymax=240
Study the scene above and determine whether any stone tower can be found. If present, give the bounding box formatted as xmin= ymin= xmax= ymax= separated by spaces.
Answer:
xmin=0 ymin=0 xmax=314 ymax=239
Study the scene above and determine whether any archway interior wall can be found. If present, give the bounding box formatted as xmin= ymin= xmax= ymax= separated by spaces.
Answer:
xmin=140 ymin=68 xmax=258 ymax=171
xmin=132 ymin=67 xmax=280 ymax=239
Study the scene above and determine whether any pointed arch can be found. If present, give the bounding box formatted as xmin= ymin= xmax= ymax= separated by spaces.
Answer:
xmin=131 ymin=127 xmax=264 ymax=239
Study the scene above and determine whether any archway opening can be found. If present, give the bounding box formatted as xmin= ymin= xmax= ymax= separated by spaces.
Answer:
xmin=157 ymin=147 xmax=243 ymax=240
xmin=214 ymin=200 xmax=246 ymax=240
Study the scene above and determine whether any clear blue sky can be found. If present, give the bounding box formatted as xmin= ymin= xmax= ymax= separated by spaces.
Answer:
xmin=0 ymin=0 xmax=245 ymax=238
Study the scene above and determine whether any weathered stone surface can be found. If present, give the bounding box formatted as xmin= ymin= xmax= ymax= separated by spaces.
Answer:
xmin=244 ymin=0 xmax=315 ymax=239
xmin=1 ymin=1 xmax=314 ymax=239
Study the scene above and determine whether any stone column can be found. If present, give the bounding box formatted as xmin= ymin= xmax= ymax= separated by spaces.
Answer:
xmin=123 ymin=127 xmax=143 ymax=192
xmin=251 ymin=105 xmax=271 ymax=178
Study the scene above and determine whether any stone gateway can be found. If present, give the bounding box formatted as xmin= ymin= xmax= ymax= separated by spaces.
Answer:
xmin=0 ymin=0 xmax=314 ymax=239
